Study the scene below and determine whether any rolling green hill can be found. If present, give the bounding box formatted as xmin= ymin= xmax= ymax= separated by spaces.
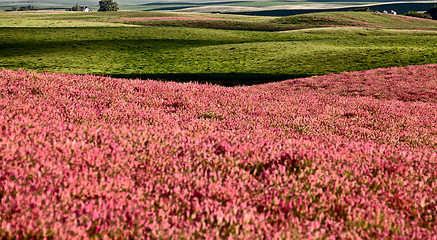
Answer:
xmin=1 ymin=11 xmax=437 ymax=85
xmin=272 ymin=11 xmax=437 ymax=29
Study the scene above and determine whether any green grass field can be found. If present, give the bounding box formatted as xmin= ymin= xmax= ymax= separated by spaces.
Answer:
xmin=1 ymin=11 xmax=437 ymax=85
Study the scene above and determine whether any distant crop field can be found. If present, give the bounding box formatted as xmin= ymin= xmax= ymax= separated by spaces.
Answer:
xmin=114 ymin=1 xmax=437 ymax=15
xmin=154 ymin=1 xmax=437 ymax=15
xmin=1 ymin=11 xmax=437 ymax=85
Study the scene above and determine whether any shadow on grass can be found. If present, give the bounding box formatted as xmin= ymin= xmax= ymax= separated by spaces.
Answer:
xmin=106 ymin=73 xmax=312 ymax=86
xmin=104 ymin=73 xmax=310 ymax=87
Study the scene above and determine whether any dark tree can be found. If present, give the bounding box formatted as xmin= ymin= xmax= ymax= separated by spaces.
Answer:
xmin=426 ymin=5 xmax=437 ymax=20
xmin=68 ymin=3 xmax=86 ymax=11
xmin=351 ymin=7 xmax=371 ymax=12
xmin=98 ymin=0 xmax=119 ymax=11
xmin=404 ymin=11 xmax=431 ymax=19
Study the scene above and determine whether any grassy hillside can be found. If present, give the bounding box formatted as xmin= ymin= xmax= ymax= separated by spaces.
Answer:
xmin=273 ymin=11 xmax=437 ymax=29
xmin=1 ymin=11 xmax=437 ymax=85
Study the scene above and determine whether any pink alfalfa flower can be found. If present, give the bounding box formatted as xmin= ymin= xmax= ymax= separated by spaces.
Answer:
xmin=0 ymin=65 xmax=437 ymax=239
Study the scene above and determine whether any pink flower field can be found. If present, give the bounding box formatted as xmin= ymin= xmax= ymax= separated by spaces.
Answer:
xmin=112 ymin=17 xmax=240 ymax=22
xmin=0 ymin=65 xmax=436 ymax=239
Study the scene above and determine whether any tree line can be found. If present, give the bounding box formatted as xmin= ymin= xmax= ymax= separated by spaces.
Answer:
xmin=66 ymin=0 xmax=118 ymax=11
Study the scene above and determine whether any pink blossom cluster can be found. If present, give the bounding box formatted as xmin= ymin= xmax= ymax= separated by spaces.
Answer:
xmin=0 ymin=65 xmax=436 ymax=239
xmin=112 ymin=17 xmax=239 ymax=22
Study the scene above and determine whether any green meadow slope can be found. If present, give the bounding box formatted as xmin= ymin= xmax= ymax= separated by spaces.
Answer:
xmin=1 ymin=11 xmax=437 ymax=85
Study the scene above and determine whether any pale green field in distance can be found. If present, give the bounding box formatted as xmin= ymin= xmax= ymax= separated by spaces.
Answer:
xmin=2 ymin=0 xmax=437 ymax=14
xmin=1 ymin=10 xmax=437 ymax=85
